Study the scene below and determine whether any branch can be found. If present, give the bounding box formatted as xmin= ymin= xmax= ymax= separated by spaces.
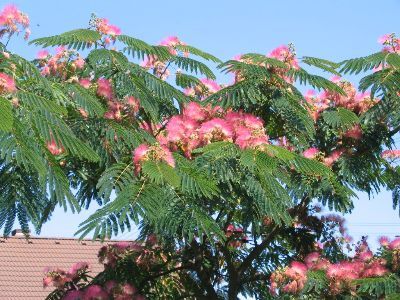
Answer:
xmin=238 ymin=226 xmax=279 ymax=275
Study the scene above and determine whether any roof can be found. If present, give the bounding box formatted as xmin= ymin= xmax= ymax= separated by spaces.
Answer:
xmin=0 ymin=235 xmax=120 ymax=299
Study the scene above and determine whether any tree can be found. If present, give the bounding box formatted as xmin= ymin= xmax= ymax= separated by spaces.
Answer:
xmin=1 ymin=4 xmax=400 ymax=299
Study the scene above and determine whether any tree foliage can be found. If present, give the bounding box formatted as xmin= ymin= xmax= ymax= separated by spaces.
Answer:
xmin=1 ymin=4 xmax=400 ymax=300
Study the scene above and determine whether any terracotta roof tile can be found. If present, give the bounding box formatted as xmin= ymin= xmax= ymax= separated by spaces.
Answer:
xmin=0 ymin=236 xmax=126 ymax=299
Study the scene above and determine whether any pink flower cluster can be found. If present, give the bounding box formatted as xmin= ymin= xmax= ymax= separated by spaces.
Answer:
xmin=225 ymin=224 xmax=248 ymax=248
xmin=184 ymin=78 xmax=221 ymax=99
xmin=159 ymin=36 xmax=188 ymax=56
xmin=37 ymin=47 xmax=85 ymax=77
xmin=141 ymin=36 xmax=187 ymax=80
xmin=47 ymin=138 xmax=65 ymax=156
xmin=381 ymin=149 xmax=400 ymax=159
xmin=233 ymin=44 xmax=299 ymax=84
xmin=146 ymin=101 xmax=268 ymax=157
xmin=306 ymin=78 xmax=379 ymax=122
xmin=43 ymin=262 xmax=89 ymax=289
xmin=0 ymin=5 xmax=30 ymax=40
xmin=0 ymin=72 xmax=16 ymax=94
xmin=268 ymin=44 xmax=299 ymax=70
xmin=62 ymin=282 xmax=145 ymax=300
xmin=270 ymin=247 xmax=389 ymax=296
xmin=378 ymin=33 xmax=400 ymax=54
xmin=379 ymin=236 xmax=400 ymax=250
xmin=302 ymin=147 xmax=346 ymax=167
xmin=133 ymin=144 xmax=175 ymax=174
xmin=94 ymin=78 xmax=140 ymax=120
xmin=95 ymin=18 xmax=121 ymax=36
xmin=98 ymin=242 xmax=144 ymax=268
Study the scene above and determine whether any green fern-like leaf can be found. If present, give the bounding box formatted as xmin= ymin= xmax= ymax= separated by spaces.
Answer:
xmin=29 ymin=29 xmax=101 ymax=50
xmin=0 ymin=97 xmax=13 ymax=132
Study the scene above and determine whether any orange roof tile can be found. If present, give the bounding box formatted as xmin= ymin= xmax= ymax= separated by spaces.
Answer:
xmin=0 ymin=236 xmax=122 ymax=299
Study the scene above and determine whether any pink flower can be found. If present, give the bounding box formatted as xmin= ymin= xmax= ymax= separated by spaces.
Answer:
xmin=330 ymin=75 xmax=341 ymax=83
xmin=63 ymin=290 xmax=84 ymax=300
xmin=378 ymin=236 xmax=390 ymax=247
xmin=133 ymin=144 xmax=175 ymax=174
xmin=200 ymin=78 xmax=220 ymax=94
xmin=304 ymin=252 xmax=320 ymax=268
xmin=358 ymin=250 xmax=373 ymax=262
xmin=74 ymin=57 xmax=85 ymax=69
xmin=183 ymin=102 xmax=207 ymax=122
xmin=97 ymin=78 xmax=113 ymax=100
xmin=160 ymin=36 xmax=181 ymax=47
xmin=0 ymin=72 xmax=16 ymax=93
xmin=199 ymin=118 xmax=234 ymax=143
xmin=68 ymin=262 xmax=89 ymax=278
xmin=79 ymin=78 xmax=91 ymax=89
xmin=0 ymin=5 xmax=30 ymax=38
xmin=37 ymin=50 xmax=49 ymax=59
xmin=389 ymin=237 xmax=400 ymax=250
xmin=323 ymin=148 xmax=345 ymax=167
xmin=289 ymin=261 xmax=307 ymax=275
xmin=303 ymin=147 xmax=319 ymax=159
xmin=378 ymin=33 xmax=393 ymax=44
xmin=133 ymin=144 xmax=150 ymax=166
xmin=84 ymin=285 xmax=109 ymax=300
xmin=95 ymin=18 xmax=121 ymax=36
xmin=47 ymin=139 xmax=64 ymax=156
xmin=126 ymin=96 xmax=140 ymax=113
xmin=344 ymin=124 xmax=362 ymax=140
xmin=121 ymin=283 xmax=137 ymax=295
xmin=382 ymin=149 xmax=400 ymax=159
xmin=104 ymin=280 xmax=117 ymax=293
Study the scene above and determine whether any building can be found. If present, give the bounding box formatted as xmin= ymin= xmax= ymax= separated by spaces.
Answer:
xmin=0 ymin=230 xmax=115 ymax=299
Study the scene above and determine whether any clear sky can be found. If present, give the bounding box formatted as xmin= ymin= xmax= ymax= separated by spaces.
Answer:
xmin=5 ymin=0 xmax=400 ymax=247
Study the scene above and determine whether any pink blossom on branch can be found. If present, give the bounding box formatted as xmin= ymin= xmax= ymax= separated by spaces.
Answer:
xmin=0 ymin=4 xmax=30 ymax=40
xmin=0 ymin=72 xmax=16 ymax=94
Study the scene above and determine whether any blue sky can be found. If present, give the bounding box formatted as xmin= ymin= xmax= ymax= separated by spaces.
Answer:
xmin=5 ymin=0 xmax=400 ymax=247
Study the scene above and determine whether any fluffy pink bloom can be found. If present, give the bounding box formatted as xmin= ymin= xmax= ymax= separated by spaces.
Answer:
xmin=323 ymin=148 xmax=345 ymax=167
xmin=121 ymin=283 xmax=137 ymax=295
xmin=303 ymin=147 xmax=319 ymax=159
xmin=95 ymin=18 xmax=121 ymax=36
xmin=79 ymin=78 xmax=91 ymax=89
xmin=330 ymin=75 xmax=342 ymax=83
xmin=359 ymin=250 xmax=373 ymax=262
xmin=304 ymin=252 xmax=320 ymax=268
xmin=126 ymin=96 xmax=140 ymax=113
xmin=133 ymin=144 xmax=175 ymax=174
xmin=160 ymin=36 xmax=181 ymax=47
xmin=289 ymin=261 xmax=307 ymax=275
xmin=0 ymin=72 xmax=16 ymax=93
xmin=200 ymin=78 xmax=220 ymax=94
xmin=84 ymin=285 xmax=109 ymax=300
xmin=37 ymin=50 xmax=49 ymax=59
xmin=382 ymin=149 xmax=400 ymax=159
xmin=63 ymin=290 xmax=84 ymax=300
xmin=378 ymin=33 xmax=393 ymax=44
xmin=199 ymin=118 xmax=234 ymax=143
xmin=183 ymin=102 xmax=207 ymax=122
xmin=0 ymin=5 xmax=30 ymax=38
xmin=363 ymin=264 xmax=388 ymax=278
xmin=268 ymin=45 xmax=299 ymax=69
xmin=378 ymin=236 xmax=390 ymax=247
xmin=74 ymin=57 xmax=85 ymax=69
xmin=133 ymin=144 xmax=150 ymax=166
xmin=104 ymin=280 xmax=117 ymax=293
xmin=47 ymin=139 xmax=64 ymax=156
xmin=68 ymin=262 xmax=89 ymax=278
xmin=344 ymin=124 xmax=362 ymax=140
xmin=97 ymin=78 xmax=113 ymax=100
xmin=389 ymin=237 xmax=400 ymax=250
